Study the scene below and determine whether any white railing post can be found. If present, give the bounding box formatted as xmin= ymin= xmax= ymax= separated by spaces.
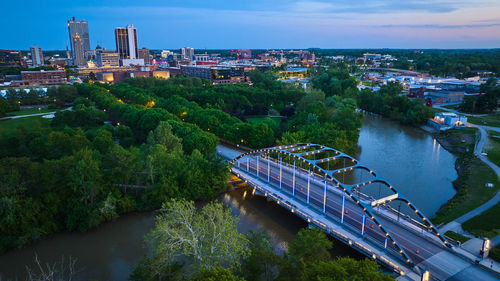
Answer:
xmin=279 ymin=157 xmax=282 ymax=189
xmin=307 ymin=169 xmax=310 ymax=204
xmin=341 ymin=194 xmax=345 ymax=224
xmin=323 ymin=177 xmax=327 ymax=213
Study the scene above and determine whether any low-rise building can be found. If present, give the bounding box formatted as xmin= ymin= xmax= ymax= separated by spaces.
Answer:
xmin=96 ymin=50 xmax=120 ymax=67
xmin=425 ymin=89 xmax=464 ymax=104
xmin=0 ymin=49 xmax=23 ymax=67
xmin=20 ymin=70 xmax=67 ymax=85
xmin=429 ymin=112 xmax=468 ymax=130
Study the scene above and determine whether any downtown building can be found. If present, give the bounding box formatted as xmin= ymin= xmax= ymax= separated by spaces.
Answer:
xmin=30 ymin=46 xmax=44 ymax=67
xmin=181 ymin=47 xmax=194 ymax=60
xmin=115 ymin=24 xmax=144 ymax=66
xmin=0 ymin=49 xmax=23 ymax=67
xmin=68 ymin=17 xmax=90 ymax=66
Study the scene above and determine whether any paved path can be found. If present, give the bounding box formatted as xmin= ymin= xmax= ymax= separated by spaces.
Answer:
xmin=438 ymin=107 xmax=500 ymax=234
xmin=0 ymin=107 xmax=72 ymax=121
xmin=219 ymin=145 xmax=500 ymax=280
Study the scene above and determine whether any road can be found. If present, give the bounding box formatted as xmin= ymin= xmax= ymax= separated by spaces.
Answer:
xmin=218 ymin=145 xmax=500 ymax=280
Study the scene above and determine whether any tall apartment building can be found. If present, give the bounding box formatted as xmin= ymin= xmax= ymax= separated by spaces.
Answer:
xmin=115 ymin=24 xmax=138 ymax=60
xmin=181 ymin=47 xmax=194 ymax=60
xmin=68 ymin=17 xmax=90 ymax=65
xmin=30 ymin=46 xmax=44 ymax=67
xmin=72 ymin=33 xmax=86 ymax=66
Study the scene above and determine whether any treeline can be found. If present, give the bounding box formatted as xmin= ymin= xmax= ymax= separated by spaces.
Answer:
xmin=119 ymin=70 xmax=363 ymax=154
xmin=0 ymin=85 xmax=80 ymax=117
xmin=357 ymin=82 xmax=433 ymax=125
xmin=131 ymin=199 xmax=394 ymax=281
xmin=0 ymin=84 xmax=230 ymax=253
xmin=460 ymin=78 xmax=500 ymax=113
xmin=314 ymin=49 xmax=500 ymax=78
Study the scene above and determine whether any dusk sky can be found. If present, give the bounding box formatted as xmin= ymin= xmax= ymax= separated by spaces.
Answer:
xmin=2 ymin=0 xmax=500 ymax=50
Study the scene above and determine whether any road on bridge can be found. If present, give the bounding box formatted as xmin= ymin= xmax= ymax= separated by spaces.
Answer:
xmin=218 ymin=144 xmax=500 ymax=281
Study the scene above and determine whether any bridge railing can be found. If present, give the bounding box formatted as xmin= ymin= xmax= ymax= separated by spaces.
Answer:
xmin=233 ymin=166 xmax=408 ymax=276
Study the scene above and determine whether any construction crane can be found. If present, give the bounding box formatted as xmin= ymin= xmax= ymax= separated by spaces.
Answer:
xmin=230 ymin=49 xmax=240 ymax=61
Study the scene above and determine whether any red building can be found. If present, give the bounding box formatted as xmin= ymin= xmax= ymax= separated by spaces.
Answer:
xmin=21 ymin=70 xmax=67 ymax=85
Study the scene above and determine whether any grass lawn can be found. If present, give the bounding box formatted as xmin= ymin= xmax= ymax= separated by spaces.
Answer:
xmin=246 ymin=116 xmax=282 ymax=127
xmin=444 ymin=231 xmax=471 ymax=243
xmin=6 ymin=108 xmax=55 ymax=116
xmin=490 ymin=245 xmax=500 ymax=263
xmin=486 ymin=131 xmax=500 ymax=167
xmin=443 ymin=104 xmax=460 ymax=110
xmin=433 ymin=153 xmax=499 ymax=225
xmin=0 ymin=115 xmax=50 ymax=135
xmin=468 ymin=114 xmax=500 ymax=128
xmin=462 ymin=202 xmax=500 ymax=238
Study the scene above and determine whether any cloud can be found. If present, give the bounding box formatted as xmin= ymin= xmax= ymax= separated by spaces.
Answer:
xmin=379 ymin=23 xmax=500 ymax=29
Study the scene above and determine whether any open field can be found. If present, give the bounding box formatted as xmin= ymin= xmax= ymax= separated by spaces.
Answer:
xmin=433 ymin=128 xmax=499 ymax=225
xmin=486 ymin=131 xmax=500 ymax=167
xmin=0 ymin=115 xmax=50 ymax=135
xmin=462 ymin=201 xmax=500 ymax=238
xmin=444 ymin=231 xmax=471 ymax=243
xmin=6 ymin=107 xmax=56 ymax=116
xmin=468 ymin=114 xmax=500 ymax=128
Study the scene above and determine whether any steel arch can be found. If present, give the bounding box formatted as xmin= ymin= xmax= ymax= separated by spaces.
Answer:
xmin=230 ymin=143 xmax=451 ymax=266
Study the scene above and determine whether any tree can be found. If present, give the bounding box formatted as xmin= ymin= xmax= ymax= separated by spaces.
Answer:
xmin=191 ymin=267 xmax=244 ymax=281
xmin=68 ymin=148 xmax=102 ymax=206
xmin=240 ymin=230 xmax=280 ymax=281
xmin=288 ymin=228 xmax=332 ymax=265
xmin=147 ymin=121 xmax=182 ymax=152
xmin=145 ymin=199 xmax=248 ymax=276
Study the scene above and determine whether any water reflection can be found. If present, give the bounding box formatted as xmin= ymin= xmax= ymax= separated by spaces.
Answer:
xmin=0 ymin=115 xmax=456 ymax=280
xmin=357 ymin=115 xmax=457 ymax=216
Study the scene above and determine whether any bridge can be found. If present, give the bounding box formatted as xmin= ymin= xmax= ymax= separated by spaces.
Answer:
xmin=217 ymin=143 xmax=500 ymax=281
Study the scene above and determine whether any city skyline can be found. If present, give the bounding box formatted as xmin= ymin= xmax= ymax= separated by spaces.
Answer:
xmin=1 ymin=0 xmax=500 ymax=50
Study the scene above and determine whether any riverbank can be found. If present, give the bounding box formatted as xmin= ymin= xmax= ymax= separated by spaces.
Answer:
xmin=430 ymin=127 xmax=500 ymax=226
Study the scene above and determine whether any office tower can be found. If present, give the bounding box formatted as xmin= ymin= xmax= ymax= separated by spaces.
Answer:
xmin=115 ymin=24 xmax=138 ymax=60
xmin=181 ymin=47 xmax=194 ymax=60
xmin=68 ymin=17 xmax=90 ymax=64
xmin=30 ymin=45 xmax=44 ymax=67
xmin=72 ymin=33 xmax=86 ymax=66
xmin=138 ymin=48 xmax=150 ymax=65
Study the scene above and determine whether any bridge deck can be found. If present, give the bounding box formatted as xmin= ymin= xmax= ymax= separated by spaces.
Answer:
xmin=218 ymin=145 xmax=500 ymax=281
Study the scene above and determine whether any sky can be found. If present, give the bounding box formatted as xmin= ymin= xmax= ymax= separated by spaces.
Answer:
xmin=2 ymin=0 xmax=500 ymax=50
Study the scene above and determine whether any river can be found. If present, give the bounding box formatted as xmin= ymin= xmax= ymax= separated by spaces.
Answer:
xmin=0 ymin=115 xmax=457 ymax=280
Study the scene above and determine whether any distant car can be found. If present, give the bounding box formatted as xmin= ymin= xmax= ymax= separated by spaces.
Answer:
xmin=481 ymin=152 xmax=488 ymax=156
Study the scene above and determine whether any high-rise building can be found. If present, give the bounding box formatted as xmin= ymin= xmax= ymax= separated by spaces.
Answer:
xmin=30 ymin=46 xmax=44 ymax=67
xmin=138 ymin=48 xmax=150 ymax=65
xmin=72 ymin=33 xmax=86 ymax=66
xmin=115 ymin=24 xmax=138 ymax=60
xmin=67 ymin=17 xmax=90 ymax=64
xmin=181 ymin=47 xmax=194 ymax=60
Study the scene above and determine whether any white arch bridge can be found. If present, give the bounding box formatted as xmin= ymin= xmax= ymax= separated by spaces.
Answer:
xmin=218 ymin=143 xmax=500 ymax=281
